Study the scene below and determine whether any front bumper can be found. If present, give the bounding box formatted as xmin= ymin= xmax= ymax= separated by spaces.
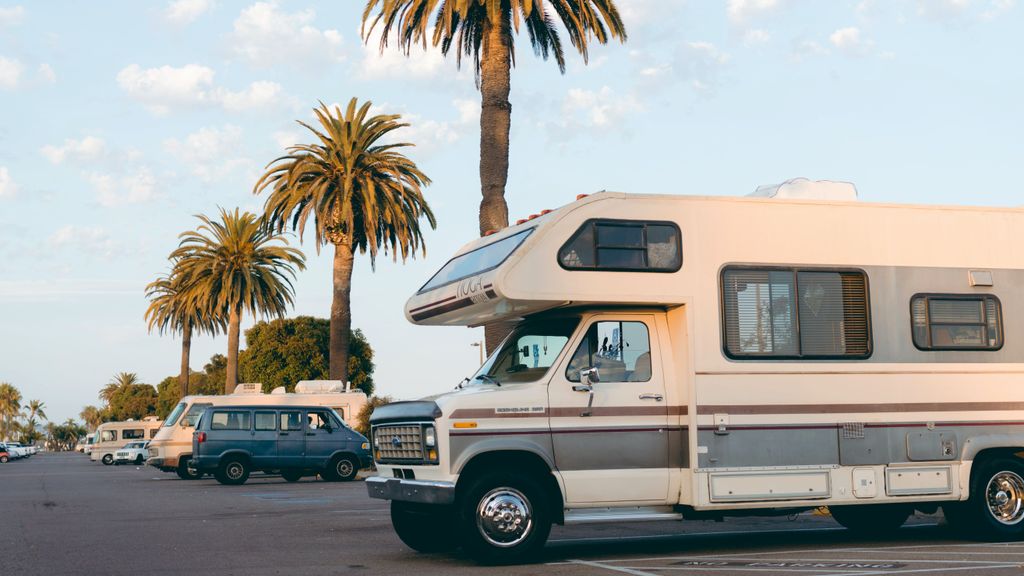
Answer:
xmin=365 ymin=476 xmax=455 ymax=505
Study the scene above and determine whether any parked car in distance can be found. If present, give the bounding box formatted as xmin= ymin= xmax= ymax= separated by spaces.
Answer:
xmin=115 ymin=441 xmax=149 ymax=465
xmin=192 ymin=405 xmax=371 ymax=486
xmin=5 ymin=442 xmax=29 ymax=459
xmin=0 ymin=445 xmax=9 ymax=463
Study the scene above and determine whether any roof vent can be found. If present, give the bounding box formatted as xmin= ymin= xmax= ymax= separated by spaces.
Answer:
xmin=295 ymin=380 xmax=346 ymax=394
xmin=749 ymin=177 xmax=858 ymax=201
xmin=270 ymin=386 xmax=287 ymax=395
xmin=233 ymin=383 xmax=264 ymax=395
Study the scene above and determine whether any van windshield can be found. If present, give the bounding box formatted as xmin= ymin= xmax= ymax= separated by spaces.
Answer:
xmin=163 ymin=402 xmax=188 ymax=427
xmin=419 ymin=228 xmax=533 ymax=292
xmin=472 ymin=318 xmax=579 ymax=385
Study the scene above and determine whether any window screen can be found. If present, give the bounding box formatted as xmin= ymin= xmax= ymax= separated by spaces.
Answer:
xmin=559 ymin=220 xmax=681 ymax=272
xmin=722 ymin=267 xmax=871 ymax=359
xmin=210 ymin=411 xmax=251 ymax=431
xmin=255 ymin=412 xmax=277 ymax=431
xmin=911 ymin=294 xmax=1002 ymax=350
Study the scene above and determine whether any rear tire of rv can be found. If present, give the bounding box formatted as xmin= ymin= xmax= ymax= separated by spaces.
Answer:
xmin=102 ymin=454 xmax=113 ymax=466
xmin=176 ymin=458 xmax=202 ymax=480
xmin=945 ymin=458 xmax=1024 ymax=540
xmin=829 ymin=504 xmax=911 ymax=534
xmin=458 ymin=471 xmax=552 ymax=564
xmin=391 ymin=501 xmax=460 ymax=553
xmin=215 ymin=458 xmax=250 ymax=486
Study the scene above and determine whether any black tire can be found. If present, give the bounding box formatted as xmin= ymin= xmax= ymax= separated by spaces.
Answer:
xmin=215 ymin=457 xmax=250 ymax=486
xmin=135 ymin=455 xmax=144 ymax=465
xmin=102 ymin=454 xmax=113 ymax=466
xmin=0 ymin=455 xmax=7 ymax=463
xmin=281 ymin=470 xmax=303 ymax=483
xmin=944 ymin=458 xmax=1024 ymax=540
xmin=829 ymin=504 xmax=911 ymax=534
xmin=458 ymin=471 xmax=552 ymax=564
xmin=391 ymin=501 xmax=460 ymax=553
xmin=323 ymin=455 xmax=359 ymax=482
xmin=175 ymin=457 xmax=203 ymax=480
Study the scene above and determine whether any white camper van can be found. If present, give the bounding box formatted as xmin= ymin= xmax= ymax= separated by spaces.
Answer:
xmin=367 ymin=183 xmax=1024 ymax=562
xmin=91 ymin=417 xmax=163 ymax=465
xmin=148 ymin=381 xmax=368 ymax=479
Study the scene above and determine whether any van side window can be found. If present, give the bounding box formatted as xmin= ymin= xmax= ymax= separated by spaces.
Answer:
xmin=566 ymin=321 xmax=652 ymax=382
xmin=210 ymin=411 xmax=251 ymax=431
xmin=911 ymin=294 xmax=1003 ymax=350
xmin=722 ymin=267 xmax=871 ymax=359
xmin=559 ymin=220 xmax=681 ymax=272
xmin=255 ymin=412 xmax=277 ymax=431
xmin=308 ymin=411 xmax=332 ymax=430
xmin=280 ymin=412 xmax=302 ymax=431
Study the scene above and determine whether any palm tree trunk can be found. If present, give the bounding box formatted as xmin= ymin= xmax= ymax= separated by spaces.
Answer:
xmin=330 ymin=242 xmax=355 ymax=383
xmin=179 ymin=322 xmax=192 ymax=398
xmin=225 ymin=306 xmax=241 ymax=394
xmin=479 ymin=15 xmax=514 ymax=353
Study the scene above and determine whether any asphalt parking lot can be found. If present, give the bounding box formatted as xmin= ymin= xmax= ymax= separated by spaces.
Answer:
xmin=3 ymin=453 xmax=1024 ymax=576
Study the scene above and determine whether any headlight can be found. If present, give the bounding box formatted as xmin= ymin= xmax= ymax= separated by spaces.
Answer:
xmin=424 ymin=426 xmax=436 ymax=448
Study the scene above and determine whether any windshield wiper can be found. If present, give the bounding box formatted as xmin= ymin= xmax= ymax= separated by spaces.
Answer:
xmin=474 ymin=374 xmax=502 ymax=387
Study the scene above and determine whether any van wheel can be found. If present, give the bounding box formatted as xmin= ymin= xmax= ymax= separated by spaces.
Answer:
xmin=176 ymin=458 xmax=202 ymax=480
xmin=324 ymin=455 xmax=358 ymax=482
xmin=281 ymin=470 xmax=303 ymax=482
xmin=102 ymin=454 xmax=113 ymax=466
xmin=458 ymin=471 xmax=551 ymax=564
xmin=215 ymin=458 xmax=250 ymax=486
xmin=945 ymin=458 xmax=1024 ymax=540
xmin=829 ymin=504 xmax=911 ymax=534
xmin=391 ymin=501 xmax=460 ymax=553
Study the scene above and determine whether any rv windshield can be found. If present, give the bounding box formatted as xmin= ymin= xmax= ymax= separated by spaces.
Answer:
xmin=163 ymin=402 xmax=187 ymax=427
xmin=419 ymin=228 xmax=533 ymax=292
xmin=182 ymin=403 xmax=213 ymax=428
xmin=471 ymin=317 xmax=579 ymax=385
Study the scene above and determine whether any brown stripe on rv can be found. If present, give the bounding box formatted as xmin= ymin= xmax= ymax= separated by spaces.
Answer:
xmin=410 ymin=297 xmax=475 ymax=321
xmin=697 ymin=401 xmax=1024 ymax=415
xmin=449 ymin=406 xmax=688 ymax=419
xmin=408 ymin=294 xmax=458 ymax=313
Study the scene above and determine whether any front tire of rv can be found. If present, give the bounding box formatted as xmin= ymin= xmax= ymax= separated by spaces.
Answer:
xmin=391 ymin=501 xmax=460 ymax=553
xmin=175 ymin=458 xmax=202 ymax=480
xmin=458 ymin=471 xmax=552 ymax=564
xmin=946 ymin=458 xmax=1024 ymax=540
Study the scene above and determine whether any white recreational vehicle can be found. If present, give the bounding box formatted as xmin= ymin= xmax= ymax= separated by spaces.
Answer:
xmin=91 ymin=417 xmax=163 ymax=465
xmin=147 ymin=381 xmax=368 ymax=479
xmin=367 ymin=182 xmax=1024 ymax=562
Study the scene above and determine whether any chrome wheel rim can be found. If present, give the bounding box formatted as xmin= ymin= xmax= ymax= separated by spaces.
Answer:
xmin=226 ymin=462 xmax=244 ymax=481
xmin=336 ymin=459 xmax=353 ymax=478
xmin=986 ymin=470 xmax=1024 ymax=525
xmin=475 ymin=487 xmax=533 ymax=548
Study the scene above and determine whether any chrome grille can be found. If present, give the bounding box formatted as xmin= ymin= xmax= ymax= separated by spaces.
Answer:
xmin=374 ymin=424 xmax=424 ymax=462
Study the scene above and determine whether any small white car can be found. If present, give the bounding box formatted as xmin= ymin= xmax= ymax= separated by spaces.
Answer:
xmin=114 ymin=441 xmax=149 ymax=465
xmin=5 ymin=442 xmax=29 ymax=459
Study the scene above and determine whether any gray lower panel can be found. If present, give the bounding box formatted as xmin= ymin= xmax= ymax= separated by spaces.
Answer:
xmin=365 ymin=477 xmax=455 ymax=505
xmin=699 ymin=427 xmax=838 ymax=468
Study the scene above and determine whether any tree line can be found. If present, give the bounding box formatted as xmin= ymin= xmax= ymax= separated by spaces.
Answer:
xmin=1 ymin=381 xmax=87 ymax=450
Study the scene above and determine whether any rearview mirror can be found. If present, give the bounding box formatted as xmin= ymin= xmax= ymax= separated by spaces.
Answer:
xmin=581 ymin=367 xmax=600 ymax=384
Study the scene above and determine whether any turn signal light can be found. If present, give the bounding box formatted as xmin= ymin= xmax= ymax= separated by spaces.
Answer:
xmin=453 ymin=422 xmax=478 ymax=429
xmin=428 ymin=449 xmax=438 ymax=461
xmin=196 ymin=432 xmax=206 ymax=444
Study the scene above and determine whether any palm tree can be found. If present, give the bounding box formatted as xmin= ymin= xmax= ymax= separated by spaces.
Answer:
xmin=79 ymin=405 xmax=103 ymax=432
xmin=101 ymin=372 xmax=138 ymax=404
xmin=172 ymin=208 xmax=306 ymax=393
xmin=0 ymin=382 xmax=22 ymax=441
xmin=362 ymin=0 xmax=626 ymax=350
xmin=255 ymin=99 xmax=435 ymax=383
xmin=26 ymin=399 xmax=46 ymax=422
xmin=146 ymin=267 xmax=225 ymax=398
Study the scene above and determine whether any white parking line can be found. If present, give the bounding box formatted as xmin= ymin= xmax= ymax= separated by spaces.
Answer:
xmin=569 ymin=560 xmax=662 ymax=575
xmin=821 ymin=563 xmax=1024 ymax=576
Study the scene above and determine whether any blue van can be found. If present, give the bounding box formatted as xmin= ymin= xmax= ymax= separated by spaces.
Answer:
xmin=192 ymin=405 xmax=372 ymax=485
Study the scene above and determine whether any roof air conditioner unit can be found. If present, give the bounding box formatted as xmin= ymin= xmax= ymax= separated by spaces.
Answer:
xmin=233 ymin=383 xmax=264 ymax=395
xmin=270 ymin=386 xmax=287 ymax=395
xmin=295 ymin=380 xmax=345 ymax=394
xmin=749 ymin=177 xmax=858 ymax=201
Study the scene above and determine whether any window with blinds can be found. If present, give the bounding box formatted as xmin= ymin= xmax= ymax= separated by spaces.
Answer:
xmin=911 ymin=294 xmax=1003 ymax=351
xmin=721 ymin=267 xmax=872 ymax=359
xmin=559 ymin=219 xmax=681 ymax=272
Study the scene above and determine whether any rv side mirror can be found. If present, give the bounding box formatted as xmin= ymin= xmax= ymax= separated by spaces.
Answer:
xmin=582 ymin=367 xmax=600 ymax=385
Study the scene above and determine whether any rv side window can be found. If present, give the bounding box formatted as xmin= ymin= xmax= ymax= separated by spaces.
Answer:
xmin=722 ymin=267 xmax=871 ymax=359
xmin=100 ymin=430 xmax=117 ymax=442
xmin=911 ymin=294 xmax=1003 ymax=350
xmin=210 ymin=411 xmax=251 ymax=431
xmin=122 ymin=429 xmax=144 ymax=440
xmin=566 ymin=321 xmax=653 ymax=382
xmin=559 ymin=220 xmax=681 ymax=272
xmin=149 ymin=429 xmax=159 ymax=439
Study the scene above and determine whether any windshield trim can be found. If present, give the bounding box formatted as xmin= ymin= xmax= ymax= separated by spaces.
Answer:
xmin=417 ymin=228 xmax=534 ymax=294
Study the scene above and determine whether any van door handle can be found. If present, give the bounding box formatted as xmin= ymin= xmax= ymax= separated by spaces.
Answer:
xmin=639 ymin=393 xmax=664 ymax=402
xmin=279 ymin=432 xmax=288 ymax=436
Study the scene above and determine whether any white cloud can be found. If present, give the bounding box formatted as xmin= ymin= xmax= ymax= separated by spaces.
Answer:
xmin=0 ymin=6 xmax=24 ymax=28
xmin=230 ymin=2 xmax=344 ymax=67
xmin=727 ymin=0 xmax=780 ymax=24
xmin=47 ymin=226 xmax=119 ymax=258
xmin=359 ymin=29 xmax=449 ymax=81
xmin=86 ymin=167 xmax=160 ymax=207
xmin=983 ymin=0 xmax=1016 ymax=18
xmin=41 ymin=136 xmax=106 ymax=164
xmin=37 ymin=63 xmax=56 ymax=84
xmin=829 ymin=27 xmax=866 ymax=53
xmin=791 ymin=39 xmax=830 ymax=60
xmin=0 ymin=56 xmax=23 ymax=89
xmin=0 ymin=167 xmax=16 ymax=199
xmin=116 ymin=63 xmax=284 ymax=115
xmin=272 ymin=130 xmax=301 ymax=151
xmin=560 ymin=86 xmax=643 ymax=129
xmin=743 ymin=29 xmax=772 ymax=45
xmin=675 ymin=41 xmax=731 ymax=94
xmin=164 ymin=125 xmax=254 ymax=183
xmin=368 ymin=99 xmax=479 ymax=158
xmin=618 ymin=0 xmax=688 ymax=28
xmin=164 ymin=0 xmax=212 ymax=25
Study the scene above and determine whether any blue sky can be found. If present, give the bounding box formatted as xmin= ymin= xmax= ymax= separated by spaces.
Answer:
xmin=1 ymin=0 xmax=1022 ymax=423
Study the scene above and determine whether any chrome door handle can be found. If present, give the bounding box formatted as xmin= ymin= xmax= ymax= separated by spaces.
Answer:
xmin=639 ymin=393 xmax=664 ymax=402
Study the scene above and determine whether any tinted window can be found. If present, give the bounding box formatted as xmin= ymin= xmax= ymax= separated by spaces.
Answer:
xmin=567 ymin=321 xmax=653 ymax=382
xmin=164 ymin=402 xmax=187 ymax=427
xmin=122 ymin=429 xmax=144 ymax=440
xmin=560 ymin=220 xmax=681 ymax=272
xmin=255 ymin=412 xmax=277 ymax=431
xmin=420 ymin=228 xmax=533 ymax=292
xmin=100 ymin=430 xmax=117 ymax=442
xmin=280 ymin=412 xmax=302 ymax=431
xmin=911 ymin=294 xmax=1002 ymax=350
xmin=722 ymin=267 xmax=871 ymax=359
xmin=308 ymin=411 xmax=332 ymax=430
xmin=210 ymin=411 xmax=251 ymax=431
xmin=183 ymin=403 xmax=212 ymax=428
